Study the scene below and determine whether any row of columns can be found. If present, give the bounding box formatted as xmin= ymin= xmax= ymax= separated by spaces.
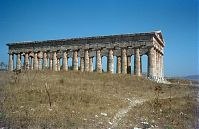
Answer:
xmin=148 ymin=47 xmax=164 ymax=79
xmin=8 ymin=47 xmax=164 ymax=78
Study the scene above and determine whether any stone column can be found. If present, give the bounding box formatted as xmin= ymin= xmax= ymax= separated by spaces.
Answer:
xmin=80 ymin=57 xmax=84 ymax=72
xmin=84 ymin=49 xmax=89 ymax=72
xmin=134 ymin=48 xmax=141 ymax=76
xmin=30 ymin=57 xmax=34 ymax=70
xmin=56 ymin=51 xmax=61 ymax=71
xmin=53 ymin=51 xmax=57 ymax=71
xmin=38 ymin=58 xmax=42 ymax=70
xmin=161 ymin=53 xmax=164 ymax=78
xmin=159 ymin=53 xmax=162 ymax=78
xmin=24 ymin=53 xmax=29 ymax=70
xmin=148 ymin=47 xmax=156 ymax=78
xmin=159 ymin=53 xmax=164 ymax=79
xmin=49 ymin=58 xmax=53 ymax=70
xmin=57 ymin=58 xmax=60 ymax=71
xmin=8 ymin=53 xmax=14 ymax=71
xmin=96 ymin=49 xmax=102 ymax=73
xmin=43 ymin=52 xmax=48 ymax=69
xmin=38 ymin=52 xmax=43 ymax=70
xmin=72 ymin=50 xmax=78 ymax=71
xmin=156 ymin=51 xmax=160 ymax=78
xmin=33 ymin=52 xmax=38 ymax=70
xmin=140 ymin=56 xmax=142 ymax=75
xmin=121 ymin=48 xmax=127 ymax=74
xmin=127 ymin=56 xmax=131 ymax=74
xmin=116 ymin=56 xmax=121 ymax=73
xmin=89 ymin=57 xmax=93 ymax=72
xmin=16 ymin=53 xmax=21 ymax=70
xmin=107 ymin=49 xmax=114 ymax=73
xmin=62 ymin=50 xmax=68 ymax=71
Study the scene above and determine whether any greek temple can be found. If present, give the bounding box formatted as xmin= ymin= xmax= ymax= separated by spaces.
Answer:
xmin=7 ymin=31 xmax=165 ymax=81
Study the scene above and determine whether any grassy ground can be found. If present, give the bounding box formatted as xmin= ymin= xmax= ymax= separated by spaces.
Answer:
xmin=0 ymin=71 xmax=198 ymax=129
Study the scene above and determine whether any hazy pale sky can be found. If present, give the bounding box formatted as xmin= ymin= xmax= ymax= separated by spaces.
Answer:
xmin=0 ymin=0 xmax=198 ymax=76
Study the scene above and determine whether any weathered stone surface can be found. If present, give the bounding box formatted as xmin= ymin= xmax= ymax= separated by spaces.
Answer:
xmin=24 ymin=53 xmax=29 ymax=70
xmin=8 ymin=54 xmax=13 ymax=71
xmin=43 ymin=52 xmax=48 ymax=69
xmin=53 ymin=51 xmax=57 ymax=71
xmin=84 ymin=50 xmax=89 ymax=72
xmin=16 ymin=53 xmax=21 ymax=70
xmin=89 ymin=57 xmax=93 ymax=72
xmin=6 ymin=31 xmax=165 ymax=83
xmin=73 ymin=50 xmax=78 ymax=71
xmin=38 ymin=58 xmax=42 ymax=70
xmin=80 ymin=57 xmax=84 ymax=72
xmin=121 ymin=48 xmax=127 ymax=74
xmin=127 ymin=56 xmax=131 ymax=74
xmin=62 ymin=51 xmax=68 ymax=71
xmin=30 ymin=57 xmax=34 ymax=70
xmin=49 ymin=58 xmax=53 ymax=70
xmin=116 ymin=56 xmax=121 ymax=74
xmin=134 ymin=48 xmax=141 ymax=76
xmin=108 ymin=49 xmax=114 ymax=73
xmin=57 ymin=58 xmax=60 ymax=71
xmin=96 ymin=50 xmax=102 ymax=73
xmin=148 ymin=47 xmax=156 ymax=78
xmin=34 ymin=53 xmax=38 ymax=70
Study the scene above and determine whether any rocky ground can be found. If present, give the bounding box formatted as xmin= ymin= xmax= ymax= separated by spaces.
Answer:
xmin=0 ymin=71 xmax=198 ymax=129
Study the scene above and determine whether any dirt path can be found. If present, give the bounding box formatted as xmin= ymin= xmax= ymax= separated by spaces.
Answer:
xmin=110 ymin=83 xmax=199 ymax=129
xmin=110 ymin=97 xmax=146 ymax=128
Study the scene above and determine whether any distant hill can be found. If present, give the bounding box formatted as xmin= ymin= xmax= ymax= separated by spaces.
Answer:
xmin=184 ymin=75 xmax=199 ymax=81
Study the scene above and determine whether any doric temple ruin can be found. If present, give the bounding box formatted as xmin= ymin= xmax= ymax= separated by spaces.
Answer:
xmin=7 ymin=31 xmax=165 ymax=81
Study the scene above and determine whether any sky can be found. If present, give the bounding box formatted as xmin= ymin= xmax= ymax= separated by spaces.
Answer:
xmin=0 ymin=0 xmax=198 ymax=77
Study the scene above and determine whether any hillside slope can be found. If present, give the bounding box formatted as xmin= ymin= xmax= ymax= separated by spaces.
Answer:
xmin=0 ymin=71 xmax=198 ymax=129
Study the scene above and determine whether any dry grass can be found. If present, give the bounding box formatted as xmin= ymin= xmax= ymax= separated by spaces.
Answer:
xmin=0 ymin=71 xmax=198 ymax=128
xmin=119 ymin=95 xmax=197 ymax=129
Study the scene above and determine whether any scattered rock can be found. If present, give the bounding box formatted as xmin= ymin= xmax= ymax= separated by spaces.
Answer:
xmin=141 ymin=121 xmax=151 ymax=129
xmin=48 ymin=108 xmax=52 ymax=111
xmin=108 ymin=122 xmax=112 ymax=125
xmin=100 ymin=112 xmax=107 ymax=116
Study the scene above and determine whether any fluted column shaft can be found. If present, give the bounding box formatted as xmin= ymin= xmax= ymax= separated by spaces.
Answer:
xmin=49 ymin=58 xmax=53 ymax=70
xmin=159 ymin=53 xmax=164 ymax=78
xmin=62 ymin=51 xmax=68 ymax=71
xmin=156 ymin=51 xmax=159 ymax=78
xmin=57 ymin=58 xmax=60 ymax=71
xmin=140 ymin=56 xmax=142 ymax=74
xmin=127 ymin=56 xmax=131 ymax=74
xmin=43 ymin=52 xmax=48 ymax=69
xmin=80 ymin=57 xmax=84 ymax=72
xmin=96 ymin=50 xmax=102 ymax=73
xmin=108 ymin=49 xmax=114 ymax=73
xmin=8 ymin=53 xmax=13 ymax=71
xmin=134 ymin=48 xmax=141 ymax=76
xmin=24 ymin=53 xmax=29 ymax=70
xmin=34 ymin=53 xmax=38 ymax=70
xmin=73 ymin=50 xmax=78 ymax=71
xmin=53 ymin=51 xmax=57 ymax=71
xmin=30 ymin=57 xmax=34 ymax=70
xmin=38 ymin=58 xmax=42 ymax=70
xmin=121 ymin=48 xmax=127 ymax=74
xmin=148 ymin=47 xmax=156 ymax=78
xmin=161 ymin=54 xmax=164 ymax=78
xmin=84 ymin=50 xmax=89 ymax=72
xmin=117 ymin=56 xmax=121 ymax=73
xmin=16 ymin=53 xmax=21 ymax=70
xmin=89 ymin=57 xmax=93 ymax=72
